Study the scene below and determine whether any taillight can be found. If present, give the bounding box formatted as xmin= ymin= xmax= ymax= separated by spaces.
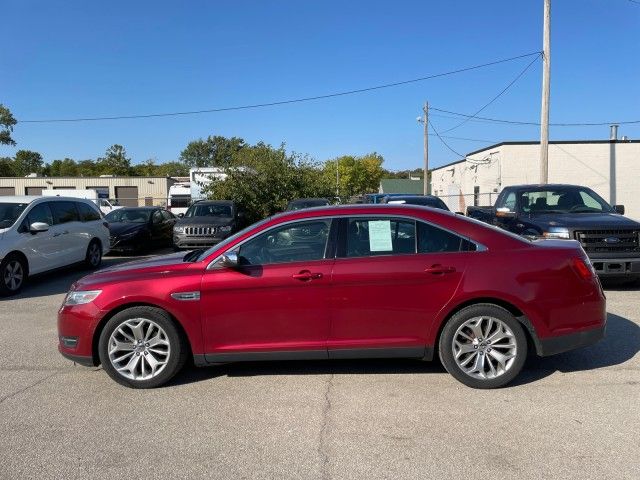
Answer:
xmin=571 ymin=258 xmax=595 ymax=280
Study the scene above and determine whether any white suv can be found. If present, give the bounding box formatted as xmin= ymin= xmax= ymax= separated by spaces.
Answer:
xmin=0 ymin=196 xmax=110 ymax=295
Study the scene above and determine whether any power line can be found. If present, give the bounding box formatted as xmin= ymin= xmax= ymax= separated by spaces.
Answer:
xmin=441 ymin=53 xmax=541 ymax=133
xmin=18 ymin=51 xmax=542 ymax=124
xmin=428 ymin=119 xmax=467 ymax=159
xmin=431 ymin=107 xmax=640 ymax=127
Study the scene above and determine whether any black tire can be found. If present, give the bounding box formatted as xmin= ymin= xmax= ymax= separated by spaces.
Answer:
xmin=98 ymin=306 xmax=189 ymax=388
xmin=84 ymin=240 xmax=102 ymax=269
xmin=0 ymin=253 xmax=27 ymax=296
xmin=438 ymin=304 xmax=527 ymax=389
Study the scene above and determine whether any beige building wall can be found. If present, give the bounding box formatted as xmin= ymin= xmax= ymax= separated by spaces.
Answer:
xmin=430 ymin=141 xmax=640 ymax=220
xmin=0 ymin=176 xmax=175 ymax=207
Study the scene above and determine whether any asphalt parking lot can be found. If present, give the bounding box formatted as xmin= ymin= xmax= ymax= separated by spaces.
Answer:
xmin=1 ymin=251 xmax=639 ymax=480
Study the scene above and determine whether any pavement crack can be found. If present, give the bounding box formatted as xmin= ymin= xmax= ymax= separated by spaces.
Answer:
xmin=0 ymin=371 xmax=59 ymax=405
xmin=318 ymin=371 xmax=334 ymax=480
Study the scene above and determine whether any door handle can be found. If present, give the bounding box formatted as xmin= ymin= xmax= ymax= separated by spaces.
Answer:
xmin=292 ymin=270 xmax=323 ymax=281
xmin=424 ymin=264 xmax=456 ymax=275
xmin=62 ymin=230 xmax=69 ymax=235
xmin=52 ymin=232 xmax=61 ymax=237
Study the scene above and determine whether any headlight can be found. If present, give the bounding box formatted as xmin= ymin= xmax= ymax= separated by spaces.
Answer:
xmin=174 ymin=226 xmax=185 ymax=234
xmin=64 ymin=290 xmax=102 ymax=306
xmin=543 ymin=227 xmax=570 ymax=239
xmin=218 ymin=225 xmax=232 ymax=233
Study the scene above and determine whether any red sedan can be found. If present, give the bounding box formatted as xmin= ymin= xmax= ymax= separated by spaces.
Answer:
xmin=58 ymin=205 xmax=605 ymax=389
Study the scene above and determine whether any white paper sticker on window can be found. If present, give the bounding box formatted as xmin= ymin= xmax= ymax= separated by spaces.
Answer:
xmin=368 ymin=220 xmax=393 ymax=251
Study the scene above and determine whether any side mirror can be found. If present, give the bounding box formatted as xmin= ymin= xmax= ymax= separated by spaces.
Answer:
xmin=614 ymin=204 xmax=625 ymax=215
xmin=220 ymin=252 xmax=239 ymax=268
xmin=30 ymin=222 xmax=50 ymax=233
xmin=495 ymin=207 xmax=516 ymax=219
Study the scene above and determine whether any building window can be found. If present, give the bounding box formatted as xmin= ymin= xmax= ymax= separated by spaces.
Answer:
xmin=473 ymin=186 xmax=480 ymax=206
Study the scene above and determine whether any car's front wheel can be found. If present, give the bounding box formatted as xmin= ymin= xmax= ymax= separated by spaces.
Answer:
xmin=0 ymin=254 xmax=27 ymax=296
xmin=98 ymin=306 xmax=188 ymax=388
xmin=439 ymin=304 xmax=527 ymax=389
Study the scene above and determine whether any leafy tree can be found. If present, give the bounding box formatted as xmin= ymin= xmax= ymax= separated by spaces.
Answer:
xmin=179 ymin=135 xmax=246 ymax=168
xmin=155 ymin=161 xmax=189 ymax=177
xmin=0 ymin=157 xmax=16 ymax=176
xmin=203 ymin=142 xmax=332 ymax=223
xmin=130 ymin=158 xmax=157 ymax=176
xmin=0 ymin=104 xmax=17 ymax=146
xmin=323 ymin=152 xmax=385 ymax=199
xmin=49 ymin=158 xmax=79 ymax=176
xmin=13 ymin=150 xmax=44 ymax=176
xmin=96 ymin=144 xmax=131 ymax=175
xmin=76 ymin=159 xmax=97 ymax=176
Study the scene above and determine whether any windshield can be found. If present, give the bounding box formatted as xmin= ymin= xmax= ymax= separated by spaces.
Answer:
xmin=105 ymin=209 xmax=151 ymax=223
xmin=0 ymin=203 xmax=28 ymax=229
xmin=195 ymin=217 xmax=272 ymax=262
xmin=185 ymin=203 xmax=232 ymax=217
xmin=519 ymin=187 xmax=613 ymax=214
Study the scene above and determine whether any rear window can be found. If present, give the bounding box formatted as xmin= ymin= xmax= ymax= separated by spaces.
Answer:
xmin=50 ymin=201 xmax=79 ymax=224
xmin=76 ymin=202 xmax=101 ymax=222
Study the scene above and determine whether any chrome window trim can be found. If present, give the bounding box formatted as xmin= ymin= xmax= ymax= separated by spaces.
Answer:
xmin=206 ymin=213 xmax=486 ymax=270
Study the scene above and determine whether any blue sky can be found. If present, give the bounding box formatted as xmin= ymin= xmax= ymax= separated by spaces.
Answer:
xmin=2 ymin=0 xmax=639 ymax=170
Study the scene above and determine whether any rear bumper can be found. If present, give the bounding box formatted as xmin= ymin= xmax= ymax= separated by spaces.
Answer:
xmin=538 ymin=325 xmax=605 ymax=356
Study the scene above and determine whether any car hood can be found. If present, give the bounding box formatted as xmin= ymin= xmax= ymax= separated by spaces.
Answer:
xmin=176 ymin=216 xmax=234 ymax=226
xmin=108 ymin=222 xmax=147 ymax=237
xmin=75 ymin=252 xmax=192 ymax=288
xmin=527 ymin=212 xmax=640 ymax=230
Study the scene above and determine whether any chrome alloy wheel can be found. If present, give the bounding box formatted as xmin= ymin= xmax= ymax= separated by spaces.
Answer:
xmin=3 ymin=260 xmax=24 ymax=292
xmin=452 ymin=316 xmax=517 ymax=380
xmin=108 ymin=318 xmax=170 ymax=381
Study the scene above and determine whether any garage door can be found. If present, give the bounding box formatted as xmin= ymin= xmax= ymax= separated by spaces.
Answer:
xmin=115 ymin=186 xmax=139 ymax=207
xmin=26 ymin=187 xmax=45 ymax=195
xmin=0 ymin=187 xmax=15 ymax=196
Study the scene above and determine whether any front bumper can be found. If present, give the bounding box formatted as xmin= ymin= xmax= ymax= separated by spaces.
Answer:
xmin=538 ymin=325 xmax=605 ymax=356
xmin=57 ymin=302 xmax=102 ymax=367
xmin=588 ymin=257 xmax=640 ymax=277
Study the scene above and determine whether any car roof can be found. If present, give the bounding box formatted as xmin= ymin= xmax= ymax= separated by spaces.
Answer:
xmin=272 ymin=203 xmax=457 ymax=221
xmin=507 ymin=184 xmax=589 ymax=190
xmin=193 ymin=200 xmax=235 ymax=205
xmin=0 ymin=196 xmax=95 ymax=204
xmin=113 ymin=206 xmax=161 ymax=210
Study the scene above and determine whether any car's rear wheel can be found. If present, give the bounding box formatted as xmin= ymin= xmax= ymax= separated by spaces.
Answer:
xmin=0 ymin=254 xmax=27 ymax=296
xmin=98 ymin=306 xmax=188 ymax=388
xmin=439 ymin=304 xmax=527 ymax=389
xmin=84 ymin=240 xmax=102 ymax=269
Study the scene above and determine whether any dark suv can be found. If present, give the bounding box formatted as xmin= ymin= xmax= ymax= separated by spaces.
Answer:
xmin=173 ymin=200 xmax=244 ymax=250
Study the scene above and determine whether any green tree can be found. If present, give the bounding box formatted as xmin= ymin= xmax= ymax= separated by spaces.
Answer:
xmin=323 ymin=152 xmax=385 ymax=199
xmin=203 ymin=142 xmax=332 ymax=223
xmin=0 ymin=104 xmax=17 ymax=146
xmin=13 ymin=150 xmax=44 ymax=176
xmin=156 ymin=161 xmax=189 ymax=177
xmin=96 ymin=144 xmax=131 ymax=175
xmin=179 ymin=135 xmax=246 ymax=168
xmin=49 ymin=158 xmax=79 ymax=176
xmin=76 ymin=159 xmax=97 ymax=176
xmin=131 ymin=158 xmax=157 ymax=176
xmin=0 ymin=157 xmax=16 ymax=176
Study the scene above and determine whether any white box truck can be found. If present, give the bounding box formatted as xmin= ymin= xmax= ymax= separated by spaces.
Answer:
xmin=42 ymin=189 xmax=122 ymax=215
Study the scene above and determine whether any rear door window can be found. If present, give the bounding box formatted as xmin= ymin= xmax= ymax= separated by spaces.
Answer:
xmin=417 ymin=221 xmax=474 ymax=253
xmin=50 ymin=201 xmax=80 ymax=224
xmin=345 ymin=218 xmax=417 ymax=257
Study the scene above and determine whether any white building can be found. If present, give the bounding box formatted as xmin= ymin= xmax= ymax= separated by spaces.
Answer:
xmin=430 ymin=138 xmax=640 ymax=219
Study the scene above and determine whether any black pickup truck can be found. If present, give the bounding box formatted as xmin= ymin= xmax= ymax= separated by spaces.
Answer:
xmin=467 ymin=184 xmax=640 ymax=281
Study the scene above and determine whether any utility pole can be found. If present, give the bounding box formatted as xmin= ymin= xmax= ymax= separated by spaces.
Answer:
xmin=423 ymin=102 xmax=429 ymax=195
xmin=539 ymin=0 xmax=551 ymax=184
